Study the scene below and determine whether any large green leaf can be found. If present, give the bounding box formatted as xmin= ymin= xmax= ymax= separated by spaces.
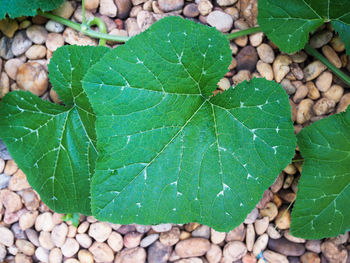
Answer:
xmin=83 ymin=16 xmax=296 ymax=231
xmin=291 ymin=108 xmax=350 ymax=239
xmin=258 ymin=0 xmax=350 ymax=54
xmin=0 ymin=0 xmax=65 ymax=19
xmin=0 ymin=45 xmax=108 ymax=214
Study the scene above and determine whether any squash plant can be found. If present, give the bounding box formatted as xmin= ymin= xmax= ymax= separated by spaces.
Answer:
xmin=0 ymin=0 xmax=349 ymax=239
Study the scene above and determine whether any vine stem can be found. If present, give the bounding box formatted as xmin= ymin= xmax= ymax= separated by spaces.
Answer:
xmin=38 ymin=11 xmax=129 ymax=43
xmin=226 ymin=26 xmax=262 ymax=40
xmin=304 ymin=44 xmax=350 ymax=86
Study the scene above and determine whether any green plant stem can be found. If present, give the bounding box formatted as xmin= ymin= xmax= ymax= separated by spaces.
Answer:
xmin=305 ymin=44 xmax=350 ymax=87
xmin=82 ymin=0 xmax=86 ymax=25
xmin=226 ymin=26 xmax=262 ymax=40
xmin=292 ymin=159 xmax=304 ymax=162
xmin=87 ymin=17 xmax=107 ymax=46
xmin=38 ymin=11 xmax=129 ymax=43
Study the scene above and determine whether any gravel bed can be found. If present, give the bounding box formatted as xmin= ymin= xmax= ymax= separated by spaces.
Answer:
xmin=0 ymin=0 xmax=350 ymax=262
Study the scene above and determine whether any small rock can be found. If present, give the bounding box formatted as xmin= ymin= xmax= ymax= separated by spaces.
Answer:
xmin=273 ymin=54 xmax=292 ymax=83
xmin=246 ymin=224 xmax=255 ymax=252
xmin=137 ymin=11 xmax=155 ymax=31
xmin=17 ymin=62 xmax=48 ymax=96
xmin=63 ymin=27 xmax=97 ymax=46
xmin=210 ymin=229 xmax=226 ymax=244
xmin=0 ymin=189 xmax=22 ymax=212
xmin=207 ymin=11 xmax=233 ymax=33
xmin=301 ymin=252 xmax=320 ymax=263
xmin=78 ymin=249 xmax=94 ymax=263
xmin=198 ymin=0 xmax=213 ymax=16
xmin=61 ymin=238 xmax=79 ymax=257
xmin=293 ymin=85 xmax=309 ymax=104
xmin=141 ymin=233 xmax=159 ymax=247
xmin=100 ymin=0 xmax=117 ymax=17
xmin=89 ymin=222 xmax=112 ymax=242
xmin=217 ymin=77 xmax=231 ymax=91
xmin=0 ymin=36 xmax=14 ymax=60
xmin=256 ymin=190 xmax=273 ymax=209
xmin=115 ymin=0 xmax=132 ymax=19
xmin=25 ymin=229 xmax=39 ymax=247
xmin=108 ymin=231 xmax=123 ymax=251
xmin=254 ymin=217 xmax=269 ymax=235
xmin=0 ymin=226 xmax=14 ymax=246
xmin=15 ymin=253 xmax=32 ymax=263
xmin=45 ymin=20 xmax=65 ymax=33
xmin=223 ymin=241 xmax=247 ymax=261
xmin=51 ymin=223 xmax=68 ymax=247
xmin=260 ymin=202 xmax=278 ymax=221
xmin=11 ymin=223 xmax=26 ymax=239
xmin=160 ymin=227 xmax=180 ymax=246
xmin=15 ymin=239 xmax=34 ymax=256
xmin=305 ymin=240 xmax=321 ymax=254
xmin=49 ymin=247 xmax=63 ymax=263
xmin=35 ymin=247 xmax=49 ymax=263
xmin=158 ymin=0 xmax=184 ymax=12
xmin=275 ymin=207 xmax=291 ymax=230
xmin=89 ymin=242 xmax=114 ymax=262
xmin=26 ymin=25 xmax=47 ymax=44
xmin=244 ymin=208 xmax=259 ymax=224
xmin=252 ymin=233 xmax=268 ymax=256
xmin=0 ymin=173 xmax=10 ymax=189
xmin=267 ymin=224 xmax=281 ymax=239
xmin=53 ymin=1 xmax=75 ymax=18
xmin=0 ymin=72 xmax=10 ymax=99
xmin=85 ymin=0 xmax=100 ymax=10
xmin=206 ymin=244 xmax=222 ymax=263
xmin=39 ymin=231 xmax=55 ymax=250
xmin=125 ymin=18 xmax=141 ymax=37
xmin=297 ymin=99 xmax=314 ymax=124
xmin=175 ymin=238 xmax=210 ymax=258
xmin=115 ymin=247 xmax=146 ymax=263
xmin=337 ymin=93 xmax=350 ymax=113
xmin=76 ymin=233 xmax=92 ymax=248
xmin=323 ymin=84 xmax=344 ymax=103
xmin=148 ymin=241 xmax=172 ymax=263
xmin=263 ymin=250 xmax=288 ymax=263
xmin=0 ymin=244 xmax=5 ymax=261
xmin=8 ymin=170 xmax=30 ymax=191
xmin=152 ymin=223 xmax=172 ymax=233
xmin=304 ymin=61 xmax=327 ymax=81
xmin=117 ymin=224 xmax=136 ymax=234
xmin=35 ymin=212 xmax=54 ymax=232
xmin=0 ymin=19 xmax=19 ymax=38
xmin=124 ymin=232 xmax=143 ymax=248
xmin=25 ymin=45 xmax=46 ymax=60
xmin=321 ymin=240 xmax=348 ymax=263
xmin=322 ymin=45 xmax=342 ymax=68
xmin=183 ymin=4 xmax=199 ymax=18
xmin=21 ymin=189 xmax=40 ymax=211
xmin=284 ymin=231 xmax=305 ymax=243
xmin=249 ymin=32 xmax=264 ymax=46
xmin=257 ymin=43 xmax=274 ymax=64
xmin=4 ymin=160 xmax=18 ymax=175
xmin=77 ymin=221 xmax=90 ymax=234
xmin=226 ymin=223 xmax=245 ymax=242
xmin=11 ymin=31 xmax=32 ymax=56
xmin=316 ymin=71 xmax=332 ymax=92
xmin=46 ymin=33 xmax=65 ymax=52
xmin=268 ymin=238 xmax=305 ymax=256
xmin=4 ymin=58 xmax=24 ymax=80
xmin=310 ymin=30 xmax=333 ymax=49
xmin=192 ymin=225 xmax=210 ymax=239
xmin=256 ymin=60 xmax=273 ymax=80
xmin=313 ymin=98 xmax=335 ymax=116
xmin=236 ymin=46 xmax=258 ymax=72
xmin=217 ymin=0 xmax=237 ymax=6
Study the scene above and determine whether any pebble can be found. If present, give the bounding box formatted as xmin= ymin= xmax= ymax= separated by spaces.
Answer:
xmin=160 ymin=227 xmax=180 ymax=246
xmin=297 ymin=99 xmax=314 ymax=124
xmin=4 ymin=58 xmax=24 ymax=80
xmin=223 ymin=241 xmax=247 ymax=261
xmin=61 ymin=238 xmax=79 ymax=257
xmin=249 ymin=32 xmax=264 ymax=47
xmin=0 ymin=189 xmax=22 ymax=212
xmin=0 ymin=226 xmax=14 ymax=246
xmin=158 ymin=0 xmax=184 ymax=11
xmin=15 ymin=253 xmax=32 ymax=263
xmin=0 ymin=19 xmax=19 ymax=38
xmin=293 ymin=85 xmax=309 ymax=103
xmin=45 ymin=21 xmax=65 ymax=33
xmin=268 ymin=237 xmax=305 ymax=256
xmin=45 ymin=33 xmax=64 ymax=52
xmin=11 ymin=223 xmax=26 ymax=239
xmin=236 ymin=46 xmax=258 ymax=72
xmin=125 ymin=18 xmax=141 ymax=37
xmin=246 ymin=224 xmax=255 ymax=251
xmin=49 ymin=247 xmax=63 ymax=263
xmin=0 ymin=173 xmax=10 ymax=189
xmin=244 ymin=208 xmax=259 ymax=224
xmin=206 ymin=244 xmax=222 ymax=263
xmin=0 ymin=36 xmax=14 ymax=60
xmin=267 ymin=224 xmax=281 ymax=239
xmin=115 ymin=247 xmax=146 ymax=263
xmin=253 ymin=233 xmax=268 ymax=256
xmin=35 ymin=247 xmax=49 ymax=263
xmin=76 ymin=233 xmax=92 ymax=248
xmin=89 ymin=242 xmax=114 ymax=262
xmin=100 ymin=0 xmax=117 ymax=17
xmin=124 ymin=231 xmax=143 ymax=248
xmin=183 ymin=3 xmax=199 ymax=17
xmin=323 ymin=84 xmax=344 ymax=103
xmin=152 ymin=223 xmax=172 ymax=233
xmin=304 ymin=61 xmax=327 ymax=81
xmin=21 ymin=189 xmax=39 ymax=211
xmin=25 ymin=44 xmax=46 ymax=59
xmin=226 ymin=223 xmax=245 ymax=242
xmin=256 ymin=190 xmax=273 ymax=209
xmin=115 ymin=0 xmax=132 ymax=19
xmin=263 ymin=250 xmax=288 ymax=263
xmin=257 ymin=43 xmax=274 ymax=64
xmin=148 ymin=241 xmax=172 ymax=263
xmin=192 ymin=225 xmax=210 ymax=239
xmin=51 ymin=223 xmax=68 ymax=247
xmin=53 ymin=1 xmax=75 ymax=18
xmin=16 ymin=62 xmax=48 ymax=96
xmin=316 ymin=71 xmax=332 ymax=92
xmin=306 ymin=240 xmax=321 ymax=254
xmin=273 ymin=55 xmax=292 ymax=83
xmin=8 ymin=170 xmax=30 ymax=191
xmin=25 ymin=229 xmax=39 ymax=247
xmin=284 ymin=231 xmax=305 ymax=243
xmin=0 ymin=72 xmax=9 ymax=99
xmin=0 ymin=244 xmax=5 ymax=261
xmin=306 ymin=81 xmax=320 ymax=100
xmin=260 ymin=202 xmax=278 ymax=221
xmin=337 ymin=93 xmax=350 ymax=113
xmin=107 ymin=231 xmax=123 ymax=251
xmin=207 ymin=11 xmax=233 ymax=33
xmin=11 ymin=31 xmax=32 ymax=56
xmin=78 ymin=249 xmax=94 ymax=263
xmin=217 ymin=77 xmax=231 ymax=90
xmin=309 ymin=30 xmax=332 ymax=48
xmin=137 ymin=11 xmax=155 ymax=31
xmin=198 ymin=0 xmax=213 ymax=16
xmin=210 ymin=229 xmax=226 ymax=244
xmin=63 ymin=28 xmax=97 ymax=46
xmin=38 ymin=231 xmax=54 ymax=250
xmin=140 ymin=233 xmax=159 ymax=247
xmin=256 ymin=60 xmax=273 ymax=80
xmin=15 ymin=239 xmax=34 ymax=256
xmin=322 ymin=45 xmax=342 ymax=68
xmin=313 ymin=98 xmax=335 ymax=116
xmin=254 ymin=217 xmax=269 ymax=235
xmin=321 ymin=240 xmax=348 ymax=263
xmin=175 ymin=238 xmax=210 ymax=258
xmin=26 ymin=25 xmax=47 ymax=44
xmin=300 ymin=252 xmax=320 ymax=263
xmin=35 ymin=212 xmax=54 ymax=232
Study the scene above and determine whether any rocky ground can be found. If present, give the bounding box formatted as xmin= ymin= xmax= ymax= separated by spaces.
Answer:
xmin=0 ymin=0 xmax=350 ymax=262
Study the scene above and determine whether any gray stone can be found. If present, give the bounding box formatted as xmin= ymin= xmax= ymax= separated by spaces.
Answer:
xmin=140 ymin=234 xmax=159 ymax=248
xmin=148 ymin=241 xmax=172 ymax=263
xmin=268 ymin=238 xmax=305 ymax=257
xmin=45 ymin=21 xmax=65 ymax=33
xmin=11 ymin=31 xmax=32 ymax=56
xmin=0 ymin=173 xmax=10 ymax=189
xmin=0 ymin=37 xmax=14 ymax=60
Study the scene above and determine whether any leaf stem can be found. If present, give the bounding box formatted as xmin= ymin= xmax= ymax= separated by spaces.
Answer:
xmin=87 ymin=17 xmax=107 ymax=46
xmin=226 ymin=26 xmax=262 ymax=40
xmin=38 ymin=11 xmax=129 ymax=43
xmin=305 ymin=44 xmax=350 ymax=87
xmin=82 ymin=0 xmax=86 ymax=25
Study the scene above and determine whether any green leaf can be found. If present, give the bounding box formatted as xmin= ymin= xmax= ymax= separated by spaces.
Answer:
xmin=0 ymin=0 xmax=65 ymax=19
xmin=0 ymin=45 xmax=108 ymax=214
xmin=291 ymin=108 xmax=350 ymax=239
xmin=258 ymin=0 xmax=350 ymax=54
xmin=83 ymin=16 xmax=296 ymax=231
